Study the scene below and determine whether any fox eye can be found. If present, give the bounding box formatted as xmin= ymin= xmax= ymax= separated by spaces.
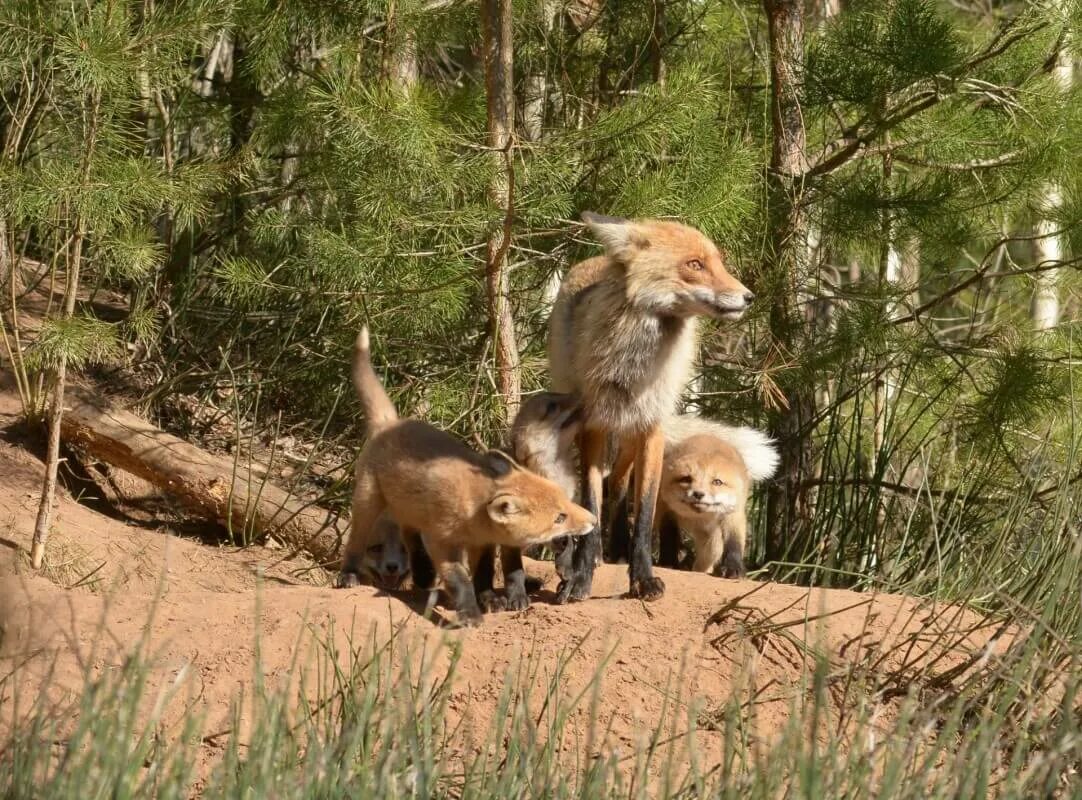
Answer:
xmin=555 ymin=512 xmax=567 ymax=524
xmin=545 ymin=401 xmax=559 ymax=418
xmin=686 ymin=259 xmax=704 ymax=271
xmin=712 ymin=478 xmax=725 ymax=487
xmin=677 ymin=475 xmax=693 ymax=485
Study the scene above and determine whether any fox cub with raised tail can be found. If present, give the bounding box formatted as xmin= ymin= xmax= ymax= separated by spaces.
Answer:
xmin=658 ymin=416 xmax=778 ymax=578
xmin=548 ymin=212 xmax=755 ymax=602
xmin=337 ymin=327 xmax=595 ymax=626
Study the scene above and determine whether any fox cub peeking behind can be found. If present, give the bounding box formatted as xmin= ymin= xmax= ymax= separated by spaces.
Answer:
xmin=548 ymin=212 xmax=754 ymax=603
xmin=338 ymin=327 xmax=595 ymax=626
xmin=658 ymin=416 xmax=779 ymax=578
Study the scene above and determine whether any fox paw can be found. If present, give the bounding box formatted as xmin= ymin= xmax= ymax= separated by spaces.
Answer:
xmin=505 ymin=585 xmax=531 ymax=612
xmin=627 ymin=576 xmax=665 ymax=601
xmin=555 ymin=574 xmax=592 ymax=604
xmin=336 ymin=570 xmax=362 ymax=589
xmin=479 ymin=590 xmax=507 ymax=613
xmin=452 ymin=605 xmax=484 ymax=627
xmin=719 ymin=554 xmax=746 ymax=579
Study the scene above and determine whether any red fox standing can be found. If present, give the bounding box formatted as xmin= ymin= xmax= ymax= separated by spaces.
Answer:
xmin=547 ymin=212 xmax=755 ymax=602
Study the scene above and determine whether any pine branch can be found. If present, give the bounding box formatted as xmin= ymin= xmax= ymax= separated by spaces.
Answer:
xmin=802 ymin=19 xmax=1048 ymax=183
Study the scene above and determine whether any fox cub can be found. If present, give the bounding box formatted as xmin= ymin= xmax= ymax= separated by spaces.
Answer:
xmin=347 ymin=391 xmax=584 ymax=614
xmin=658 ymin=416 xmax=778 ymax=578
xmin=548 ymin=212 xmax=754 ymax=602
xmin=337 ymin=327 xmax=595 ymax=626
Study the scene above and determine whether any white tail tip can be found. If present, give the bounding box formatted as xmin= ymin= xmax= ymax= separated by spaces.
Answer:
xmin=356 ymin=326 xmax=370 ymax=351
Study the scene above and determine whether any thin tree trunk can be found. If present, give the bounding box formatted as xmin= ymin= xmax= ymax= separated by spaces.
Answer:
xmin=382 ymin=0 xmax=419 ymax=90
xmin=481 ymin=0 xmax=521 ymax=423
xmin=1032 ymin=185 xmax=1065 ymax=329
xmin=192 ymin=30 xmax=227 ymax=97
xmin=649 ymin=0 xmax=667 ymax=86
xmin=762 ymin=0 xmax=814 ymax=565
xmin=522 ymin=0 xmax=557 ymax=141
xmin=30 ymin=90 xmax=101 ymax=569
xmin=31 ymin=223 xmax=89 ymax=568
xmin=1031 ymin=21 xmax=1072 ymax=330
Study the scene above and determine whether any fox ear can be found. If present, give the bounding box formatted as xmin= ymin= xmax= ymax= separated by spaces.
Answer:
xmin=581 ymin=211 xmax=647 ymax=258
xmin=487 ymin=493 xmax=523 ymax=523
xmin=482 ymin=449 xmax=518 ymax=478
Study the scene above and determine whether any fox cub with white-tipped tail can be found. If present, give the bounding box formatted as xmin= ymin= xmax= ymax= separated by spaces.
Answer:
xmin=658 ymin=416 xmax=778 ymax=578
xmin=548 ymin=212 xmax=755 ymax=602
xmin=337 ymin=327 xmax=595 ymax=626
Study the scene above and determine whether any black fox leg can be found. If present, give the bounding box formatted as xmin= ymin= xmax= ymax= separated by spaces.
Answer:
xmin=501 ymin=546 xmax=530 ymax=611
xmin=658 ymin=511 xmax=682 ymax=568
xmin=406 ymin=529 xmax=436 ymax=590
xmin=556 ymin=428 xmax=606 ymax=604
xmin=473 ymin=545 xmax=503 ymax=612
xmin=606 ymin=443 xmax=635 ymax=563
xmin=628 ymin=426 xmax=665 ymax=601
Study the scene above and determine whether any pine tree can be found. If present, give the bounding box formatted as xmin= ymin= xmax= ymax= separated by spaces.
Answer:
xmin=1 ymin=0 xmax=1077 ymax=590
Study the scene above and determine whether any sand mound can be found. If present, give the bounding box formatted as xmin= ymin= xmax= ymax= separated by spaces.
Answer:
xmin=0 ymin=382 xmax=1005 ymax=785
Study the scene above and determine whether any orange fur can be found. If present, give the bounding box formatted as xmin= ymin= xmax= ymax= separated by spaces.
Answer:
xmin=548 ymin=213 xmax=754 ymax=602
xmin=660 ymin=435 xmax=752 ymax=577
xmin=338 ymin=328 xmax=595 ymax=626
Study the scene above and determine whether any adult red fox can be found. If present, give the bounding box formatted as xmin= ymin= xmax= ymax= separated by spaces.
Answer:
xmin=547 ymin=212 xmax=754 ymax=602
xmin=337 ymin=327 xmax=595 ymax=625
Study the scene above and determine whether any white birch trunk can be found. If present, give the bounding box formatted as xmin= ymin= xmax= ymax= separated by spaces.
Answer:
xmin=1031 ymin=23 xmax=1072 ymax=330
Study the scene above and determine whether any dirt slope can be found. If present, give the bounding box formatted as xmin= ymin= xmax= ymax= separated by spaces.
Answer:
xmin=0 ymin=374 xmax=1005 ymax=785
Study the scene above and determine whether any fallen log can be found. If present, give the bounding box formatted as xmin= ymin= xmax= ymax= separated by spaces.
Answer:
xmin=58 ymin=386 xmax=344 ymax=566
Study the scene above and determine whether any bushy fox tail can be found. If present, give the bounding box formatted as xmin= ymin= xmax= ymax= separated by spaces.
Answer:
xmin=352 ymin=327 xmax=398 ymax=435
xmin=663 ymin=415 xmax=780 ymax=483
xmin=714 ymin=426 xmax=779 ymax=483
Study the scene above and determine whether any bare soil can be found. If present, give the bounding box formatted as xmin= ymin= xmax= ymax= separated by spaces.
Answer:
xmin=0 ymin=366 xmax=1008 ymax=786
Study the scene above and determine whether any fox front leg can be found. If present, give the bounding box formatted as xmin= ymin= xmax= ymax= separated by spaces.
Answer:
xmin=556 ymin=428 xmax=606 ymax=604
xmin=628 ymin=426 xmax=665 ymax=601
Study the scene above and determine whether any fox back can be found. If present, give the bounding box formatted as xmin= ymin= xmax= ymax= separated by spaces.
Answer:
xmin=509 ymin=391 xmax=582 ymax=499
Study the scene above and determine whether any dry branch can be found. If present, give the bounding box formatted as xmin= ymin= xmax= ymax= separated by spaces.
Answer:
xmin=58 ymin=386 xmax=343 ymax=565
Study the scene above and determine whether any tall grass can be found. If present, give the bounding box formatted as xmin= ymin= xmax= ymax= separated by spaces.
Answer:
xmin=2 ymin=569 xmax=1079 ymax=798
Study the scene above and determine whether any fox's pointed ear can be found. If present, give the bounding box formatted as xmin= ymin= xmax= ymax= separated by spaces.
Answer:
xmin=482 ymin=449 xmax=518 ymax=478
xmin=581 ymin=211 xmax=647 ymax=259
xmin=487 ymin=492 xmax=523 ymax=523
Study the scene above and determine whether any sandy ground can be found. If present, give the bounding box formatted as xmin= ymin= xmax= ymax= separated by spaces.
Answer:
xmin=0 ymin=370 xmax=1007 ymax=786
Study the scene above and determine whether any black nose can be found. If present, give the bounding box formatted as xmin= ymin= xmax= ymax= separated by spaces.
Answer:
xmin=743 ymin=292 xmax=755 ymax=304
xmin=690 ymin=490 xmax=704 ymax=500
xmin=385 ymin=563 xmax=401 ymax=576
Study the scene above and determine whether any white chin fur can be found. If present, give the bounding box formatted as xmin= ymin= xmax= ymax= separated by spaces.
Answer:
xmin=685 ymin=289 xmax=747 ymax=319
xmin=683 ymin=493 xmax=737 ymax=515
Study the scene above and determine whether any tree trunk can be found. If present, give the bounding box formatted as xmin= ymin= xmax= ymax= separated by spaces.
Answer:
xmin=522 ymin=0 xmax=557 ymax=142
xmin=49 ymin=387 xmax=344 ymax=564
xmin=31 ymin=228 xmax=85 ymax=568
xmin=382 ymin=0 xmax=419 ymax=91
xmin=649 ymin=0 xmax=667 ymax=86
xmin=762 ymin=0 xmax=814 ymax=565
xmin=1031 ymin=19 xmax=1072 ymax=330
xmin=1032 ymin=185 xmax=1065 ymax=330
xmin=31 ymin=88 xmax=101 ymax=569
xmin=481 ymin=0 xmax=521 ymax=423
